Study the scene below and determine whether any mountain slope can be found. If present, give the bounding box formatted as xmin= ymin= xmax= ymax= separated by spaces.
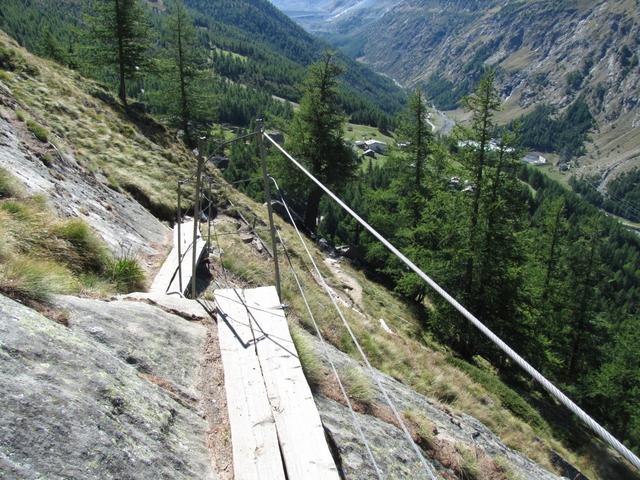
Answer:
xmin=288 ymin=0 xmax=640 ymax=180
xmin=2 ymin=30 xmax=635 ymax=479
xmin=0 ymin=0 xmax=406 ymax=126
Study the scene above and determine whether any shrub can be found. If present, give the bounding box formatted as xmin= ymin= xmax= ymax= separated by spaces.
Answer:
xmin=108 ymin=255 xmax=145 ymax=293
xmin=343 ymin=367 xmax=375 ymax=405
xmin=0 ymin=46 xmax=20 ymax=71
xmin=0 ymin=255 xmax=76 ymax=302
xmin=291 ymin=326 xmax=324 ymax=388
xmin=27 ymin=119 xmax=49 ymax=142
xmin=15 ymin=109 xmax=26 ymax=122
xmin=0 ymin=168 xmax=25 ymax=199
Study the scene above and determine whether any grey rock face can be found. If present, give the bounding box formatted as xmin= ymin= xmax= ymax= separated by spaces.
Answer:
xmin=307 ymin=331 xmax=563 ymax=480
xmin=0 ymin=294 xmax=215 ymax=480
xmin=0 ymin=115 xmax=169 ymax=268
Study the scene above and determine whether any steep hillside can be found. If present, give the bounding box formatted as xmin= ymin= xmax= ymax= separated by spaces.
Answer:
xmin=0 ymin=0 xmax=406 ymax=126
xmin=3 ymin=28 xmax=638 ymax=480
xmin=287 ymin=0 xmax=640 ymax=182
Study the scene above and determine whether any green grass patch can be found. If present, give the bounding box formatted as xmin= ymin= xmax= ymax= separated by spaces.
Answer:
xmin=447 ymin=355 xmax=550 ymax=435
xmin=0 ymin=255 xmax=76 ymax=302
xmin=53 ymin=219 xmax=109 ymax=273
xmin=107 ymin=255 xmax=145 ymax=293
xmin=26 ymin=119 xmax=49 ymax=142
xmin=0 ymin=168 xmax=25 ymax=199
xmin=290 ymin=327 xmax=324 ymax=388
xmin=343 ymin=367 xmax=375 ymax=405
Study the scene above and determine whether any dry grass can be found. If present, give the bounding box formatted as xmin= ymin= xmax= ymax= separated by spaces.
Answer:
xmin=342 ymin=367 xmax=376 ymax=406
xmin=0 ymin=168 xmax=144 ymax=303
xmin=0 ymin=32 xmax=195 ymax=216
xmin=290 ymin=324 xmax=325 ymax=388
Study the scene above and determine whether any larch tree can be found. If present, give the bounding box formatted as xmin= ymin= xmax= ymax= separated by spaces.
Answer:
xmin=461 ymin=70 xmax=501 ymax=298
xmin=399 ymin=88 xmax=432 ymax=190
xmin=164 ymin=0 xmax=204 ymax=147
xmin=286 ymin=52 xmax=356 ymax=232
xmin=87 ymin=0 xmax=151 ymax=107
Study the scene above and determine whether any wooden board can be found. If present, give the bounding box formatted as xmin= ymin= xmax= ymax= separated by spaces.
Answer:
xmin=149 ymin=224 xmax=182 ymax=294
xmin=150 ymin=218 xmax=207 ymax=297
xmin=244 ymin=287 xmax=340 ymax=480
xmin=167 ymin=237 xmax=207 ymax=296
xmin=215 ymin=289 xmax=286 ymax=480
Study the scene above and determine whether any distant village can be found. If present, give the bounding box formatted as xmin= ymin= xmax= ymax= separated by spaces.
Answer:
xmin=351 ymin=135 xmax=556 ymax=172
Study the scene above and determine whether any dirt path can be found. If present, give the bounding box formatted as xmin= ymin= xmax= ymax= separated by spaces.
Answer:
xmin=198 ymin=315 xmax=234 ymax=480
xmin=323 ymin=257 xmax=364 ymax=310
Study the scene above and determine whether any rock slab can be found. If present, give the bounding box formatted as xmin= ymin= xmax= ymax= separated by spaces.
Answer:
xmin=0 ymin=294 xmax=215 ymax=480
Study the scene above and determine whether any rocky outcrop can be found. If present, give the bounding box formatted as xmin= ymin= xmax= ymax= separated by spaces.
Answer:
xmin=0 ymin=113 xmax=170 ymax=269
xmin=305 ymin=329 xmax=564 ymax=480
xmin=0 ymin=294 xmax=215 ymax=480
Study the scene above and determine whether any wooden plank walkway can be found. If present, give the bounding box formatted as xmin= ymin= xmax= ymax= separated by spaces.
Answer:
xmin=149 ymin=219 xmax=207 ymax=297
xmin=216 ymin=287 xmax=340 ymax=480
xmin=216 ymin=289 xmax=285 ymax=480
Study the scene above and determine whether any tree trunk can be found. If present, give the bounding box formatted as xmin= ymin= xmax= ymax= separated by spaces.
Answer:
xmin=176 ymin=8 xmax=191 ymax=147
xmin=115 ymin=0 xmax=127 ymax=107
xmin=304 ymin=186 xmax=323 ymax=233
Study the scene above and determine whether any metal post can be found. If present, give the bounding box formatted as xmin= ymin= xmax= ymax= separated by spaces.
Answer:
xmin=191 ymin=137 xmax=205 ymax=299
xmin=258 ymin=119 xmax=281 ymax=299
xmin=177 ymin=180 xmax=183 ymax=294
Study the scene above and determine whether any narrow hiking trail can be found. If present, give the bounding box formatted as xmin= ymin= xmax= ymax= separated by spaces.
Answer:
xmin=148 ymin=218 xmax=340 ymax=480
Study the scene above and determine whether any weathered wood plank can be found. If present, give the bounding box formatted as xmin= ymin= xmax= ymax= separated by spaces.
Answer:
xmin=149 ymin=224 xmax=182 ymax=294
xmin=244 ymin=286 xmax=340 ymax=480
xmin=215 ymin=288 xmax=286 ymax=480
xmin=167 ymin=237 xmax=207 ymax=296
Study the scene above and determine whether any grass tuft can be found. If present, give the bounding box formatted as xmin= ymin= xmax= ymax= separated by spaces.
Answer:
xmin=404 ymin=409 xmax=436 ymax=450
xmin=26 ymin=119 xmax=49 ymax=142
xmin=53 ymin=219 xmax=109 ymax=273
xmin=0 ymin=168 xmax=26 ymax=199
xmin=108 ymin=255 xmax=145 ymax=293
xmin=291 ymin=326 xmax=324 ymax=388
xmin=343 ymin=367 xmax=376 ymax=405
xmin=458 ymin=444 xmax=480 ymax=480
xmin=0 ymin=255 xmax=76 ymax=302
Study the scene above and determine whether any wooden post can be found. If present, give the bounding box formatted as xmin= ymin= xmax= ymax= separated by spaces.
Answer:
xmin=207 ymin=176 xmax=213 ymax=251
xmin=258 ymin=120 xmax=281 ymax=299
xmin=191 ymin=137 xmax=205 ymax=299
xmin=177 ymin=180 xmax=183 ymax=294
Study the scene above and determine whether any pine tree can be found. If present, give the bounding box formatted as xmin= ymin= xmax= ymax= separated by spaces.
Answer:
xmin=397 ymin=88 xmax=433 ymax=226
xmin=286 ymin=52 xmax=356 ymax=232
xmin=87 ymin=0 xmax=151 ymax=106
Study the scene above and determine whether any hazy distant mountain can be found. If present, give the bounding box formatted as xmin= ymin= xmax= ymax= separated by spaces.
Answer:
xmin=275 ymin=0 xmax=640 ymax=181
xmin=269 ymin=0 xmax=403 ymax=35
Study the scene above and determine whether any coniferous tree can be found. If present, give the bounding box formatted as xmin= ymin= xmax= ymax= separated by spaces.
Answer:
xmin=399 ymin=88 xmax=432 ymax=190
xmin=41 ymin=26 xmax=65 ymax=64
xmin=286 ymin=52 xmax=356 ymax=232
xmin=87 ymin=0 xmax=151 ymax=106
xmin=164 ymin=0 xmax=204 ymax=147
xmin=461 ymin=70 xmax=501 ymax=299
